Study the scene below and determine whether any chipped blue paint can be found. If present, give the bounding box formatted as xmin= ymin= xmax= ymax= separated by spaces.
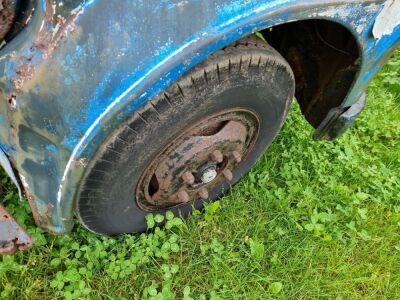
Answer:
xmin=45 ymin=144 xmax=59 ymax=155
xmin=0 ymin=0 xmax=398 ymax=234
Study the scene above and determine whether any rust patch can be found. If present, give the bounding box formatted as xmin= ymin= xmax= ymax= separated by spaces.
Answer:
xmin=3 ymin=2 xmax=84 ymax=231
xmin=9 ymin=1 xmax=83 ymax=97
xmin=19 ymin=173 xmax=48 ymax=228
xmin=45 ymin=202 xmax=53 ymax=218
xmin=0 ymin=0 xmax=18 ymax=42
xmin=25 ymin=190 xmax=47 ymax=228
xmin=12 ymin=63 xmax=35 ymax=90
xmin=0 ymin=204 xmax=34 ymax=255
xmin=34 ymin=1 xmax=82 ymax=56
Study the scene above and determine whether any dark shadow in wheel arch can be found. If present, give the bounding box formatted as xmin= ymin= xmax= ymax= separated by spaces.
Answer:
xmin=265 ymin=19 xmax=361 ymax=129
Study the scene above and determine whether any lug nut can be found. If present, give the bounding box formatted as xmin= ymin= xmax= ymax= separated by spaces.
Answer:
xmin=222 ymin=169 xmax=233 ymax=181
xmin=211 ymin=150 xmax=223 ymax=163
xmin=199 ymin=188 xmax=209 ymax=200
xmin=182 ymin=171 xmax=195 ymax=185
xmin=232 ymin=151 xmax=242 ymax=163
xmin=178 ymin=190 xmax=190 ymax=203
xmin=159 ymin=172 xmax=171 ymax=190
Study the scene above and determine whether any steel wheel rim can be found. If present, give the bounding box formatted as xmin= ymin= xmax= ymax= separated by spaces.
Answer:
xmin=135 ymin=108 xmax=260 ymax=211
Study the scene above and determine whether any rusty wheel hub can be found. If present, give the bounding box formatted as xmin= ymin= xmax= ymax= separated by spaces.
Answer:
xmin=136 ymin=109 xmax=260 ymax=211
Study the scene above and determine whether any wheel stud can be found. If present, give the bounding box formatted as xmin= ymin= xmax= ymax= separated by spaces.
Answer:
xmin=222 ymin=169 xmax=233 ymax=181
xmin=199 ymin=188 xmax=209 ymax=200
xmin=182 ymin=171 xmax=195 ymax=185
xmin=211 ymin=150 xmax=223 ymax=163
xmin=232 ymin=151 xmax=242 ymax=163
xmin=178 ymin=190 xmax=190 ymax=203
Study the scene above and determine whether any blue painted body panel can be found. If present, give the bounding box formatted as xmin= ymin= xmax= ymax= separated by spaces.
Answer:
xmin=0 ymin=0 xmax=398 ymax=233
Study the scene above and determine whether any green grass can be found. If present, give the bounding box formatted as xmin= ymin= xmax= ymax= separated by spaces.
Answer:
xmin=1 ymin=51 xmax=400 ymax=299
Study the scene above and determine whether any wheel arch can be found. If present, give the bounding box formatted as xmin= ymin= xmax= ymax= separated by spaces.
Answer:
xmin=56 ymin=2 xmax=380 ymax=233
xmin=6 ymin=1 xmax=383 ymax=233
xmin=264 ymin=19 xmax=361 ymax=128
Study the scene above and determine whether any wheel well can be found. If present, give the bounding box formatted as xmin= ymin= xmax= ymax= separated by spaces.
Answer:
xmin=262 ymin=19 xmax=360 ymax=128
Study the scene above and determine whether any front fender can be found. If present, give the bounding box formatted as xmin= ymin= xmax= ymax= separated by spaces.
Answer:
xmin=0 ymin=0 xmax=398 ymax=233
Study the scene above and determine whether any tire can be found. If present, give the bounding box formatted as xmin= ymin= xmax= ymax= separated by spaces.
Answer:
xmin=76 ymin=35 xmax=295 ymax=235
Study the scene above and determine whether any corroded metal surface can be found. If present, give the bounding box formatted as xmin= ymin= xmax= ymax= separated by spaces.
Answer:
xmin=9 ymin=1 xmax=83 ymax=104
xmin=0 ymin=0 xmax=18 ymax=42
xmin=136 ymin=109 xmax=259 ymax=211
xmin=0 ymin=0 xmax=397 ymax=235
xmin=0 ymin=205 xmax=33 ymax=255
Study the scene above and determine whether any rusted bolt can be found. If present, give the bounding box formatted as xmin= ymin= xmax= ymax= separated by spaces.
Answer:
xmin=211 ymin=150 xmax=223 ymax=163
xmin=159 ymin=172 xmax=172 ymax=191
xmin=199 ymin=188 xmax=209 ymax=200
xmin=182 ymin=171 xmax=195 ymax=185
xmin=178 ymin=190 xmax=190 ymax=203
xmin=232 ymin=151 xmax=242 ymax=163
xmin=222 ymin=169 xmax=233 ymax=181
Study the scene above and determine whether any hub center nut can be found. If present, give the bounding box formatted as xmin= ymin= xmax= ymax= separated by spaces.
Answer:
xmin=200 ymin=166 xmax=218 ymax=184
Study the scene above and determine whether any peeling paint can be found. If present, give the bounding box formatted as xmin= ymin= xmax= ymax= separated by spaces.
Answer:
xmin=10 ymin=1 xmax=83 ymax=96
xmin=373 ymin=0 xmax=400 ymax=39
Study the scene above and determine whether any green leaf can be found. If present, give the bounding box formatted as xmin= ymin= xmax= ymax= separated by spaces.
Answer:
xmin=183 ymin=286 xmax=191 ymax=297
xmin=249 ymin=240 xmax=265 ymax=262
xmin=154 ymin=214 xmax=165 ymax=223
xmin=170 ymin=243 xmax=180 ymax=253
xmin=50 ymin=280 xmax=58 ymax=289
xmin=50 ymin=258 xmax=62 ymax=267
xmin=304 ymin=224 xmax=314 ymax=232
xmin=170 ymin=264 xmax=179 ymax=274
xmin=206 ymin=201 xmax=220 ymax=215
xmin=358 ymin=230 xmax=370 ymax=241
xmin=145 ymin=214 xmax=155 ymax=229
xmin=357 ymin=208 xmax=368 ymax=220
xmin=166 ymin=211 xmax=174 ymax=220
xmin=147 ymin=281 xmax=158 ymax=296
xmin=269 ymin=282 xmax=283 ymax=294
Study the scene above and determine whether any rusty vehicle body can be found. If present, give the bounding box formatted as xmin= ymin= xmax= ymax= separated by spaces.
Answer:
xmin=0 ymin=0 xmax=399 ymax=254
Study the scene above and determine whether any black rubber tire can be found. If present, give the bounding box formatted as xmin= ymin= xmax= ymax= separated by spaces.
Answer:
xmin=76 ymin=35 xmax=295 ymax=235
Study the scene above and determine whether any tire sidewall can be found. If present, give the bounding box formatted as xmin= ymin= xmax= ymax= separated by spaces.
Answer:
xmin=77 ymin=44 xmax=294 ymax=235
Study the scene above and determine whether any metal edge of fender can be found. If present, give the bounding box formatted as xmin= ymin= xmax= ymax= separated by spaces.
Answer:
xmin=0 ymin=205 xmax=34 ymax=255
xmin=313 ymin=92 xmax=366 ymax=141
xmin=0 ymin=144 xmax=33 ymax=255
xmin=0 ymin=146 xmax=21 ymax=198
